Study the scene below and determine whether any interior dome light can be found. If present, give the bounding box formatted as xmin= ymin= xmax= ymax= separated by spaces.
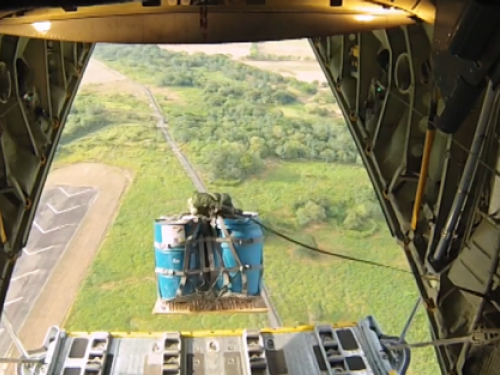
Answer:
xmin=32 ymin=22 xmax=52 ymax=32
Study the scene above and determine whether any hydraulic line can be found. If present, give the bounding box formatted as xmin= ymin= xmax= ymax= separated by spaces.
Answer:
xmin=411 ymin=128 xmax=435 ymax=230
xmin=411 ymin=89 xmax=439 ymax=231
xmin=0 ymin=207 xmax=7 ymax=243
xmin=432 ymin=81 xmax=497 ymax=262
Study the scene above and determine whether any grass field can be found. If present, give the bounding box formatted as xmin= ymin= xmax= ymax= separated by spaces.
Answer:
xmin=61 ymin=45 xmax=440 ymax=374
xmin=59 ymin=90 xmax=268 ymax=331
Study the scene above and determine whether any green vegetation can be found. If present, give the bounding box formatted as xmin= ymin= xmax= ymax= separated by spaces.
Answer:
xmin=94 ymin=45 xmax=358 ymax=180
xmin=62 ymin=44 xmax=439 ymax=374
xmin=60 ymin=91 xmax=268 ymax=331
xmin=246 ymin=42 xmax=315 ymax=61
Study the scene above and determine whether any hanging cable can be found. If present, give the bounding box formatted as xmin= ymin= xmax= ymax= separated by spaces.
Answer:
xmin=385 ymin=328 xmax=500 ymax=351
xmin=397 ymin=296 xmax=422 ymax=344
xmin=238 ymin=214 xmax=411 ymax=274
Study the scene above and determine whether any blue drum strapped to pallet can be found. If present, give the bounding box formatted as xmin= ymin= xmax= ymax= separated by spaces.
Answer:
xmin=154 ymin=216 xmax=199 ymax=301
xmin=153 ymin=212 xmax=264 ymax=301
xmin=215 ymin=213 xmax=264 ymax=295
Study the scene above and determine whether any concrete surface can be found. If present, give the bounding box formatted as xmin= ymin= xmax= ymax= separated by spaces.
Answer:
xmin=0 ymin=185 xmax=98 ymax=357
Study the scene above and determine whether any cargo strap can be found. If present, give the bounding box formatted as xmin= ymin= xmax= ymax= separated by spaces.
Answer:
xmin=157 ymin=216 xmax=259 ymax=299
xmin=177 ymin=222 xmax=201 ymax=298
xmin=187 ymin=222 xmax=230 ymax=296
xmin=213 ymin=239 xmax=231 ymax=296
xmin=204 ymin=224 xmax=228 ymax=294
xmin=217 ymin=216 xmax=248 ymax=296
xmin=204 ymin=231 xmax=231 ymax=298
xmin=158 ymin=237 xmax=263 ymax=248
xmin=155 ymin=264 xmax=262 ymax=276
xmin=197 ymin=225 xmax=207 ymax=291
xmin=196 ymin=237 xmax=263 ymax=245
xmin=192 ymin=232 xmax=260 ymax=297
xmin=385 ymin=328 xmax=500 ymax=351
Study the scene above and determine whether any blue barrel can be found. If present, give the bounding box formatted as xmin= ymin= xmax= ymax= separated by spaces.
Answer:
xmin=154 ymin=216 xmax=198 ymax=300
xmin=215 ymin=213 xmax=263 ymax=295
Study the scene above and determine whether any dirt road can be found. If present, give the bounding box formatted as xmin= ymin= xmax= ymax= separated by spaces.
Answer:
xmin=81 ymin=59 xmax=126 ymax=84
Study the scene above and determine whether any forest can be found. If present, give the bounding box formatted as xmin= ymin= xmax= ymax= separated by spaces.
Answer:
xmin=93 ymin=44 xmax=358 ymax=171
xmin=245 ymin=42 xmax=316 ymax=61
xmin=88 ymin=44 xmax=381 ymax=232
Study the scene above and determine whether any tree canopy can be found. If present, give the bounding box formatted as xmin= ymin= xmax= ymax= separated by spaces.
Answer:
xmin=93 ymin=44 xmax=360 ymax=182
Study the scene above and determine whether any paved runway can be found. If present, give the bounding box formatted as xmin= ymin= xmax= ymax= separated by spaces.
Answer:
xmin=0 ymin=185 xmax=98 ymax=357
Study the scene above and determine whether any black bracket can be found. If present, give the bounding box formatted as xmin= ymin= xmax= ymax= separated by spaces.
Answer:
xmin=433 ymin=0 xmax=500 ymax=134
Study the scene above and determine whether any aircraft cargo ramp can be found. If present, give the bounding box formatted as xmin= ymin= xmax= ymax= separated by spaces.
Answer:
xmin=15 ymin=318 xmax=410 ymax=375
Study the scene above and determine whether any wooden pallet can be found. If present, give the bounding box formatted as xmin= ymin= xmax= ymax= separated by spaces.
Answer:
xmin=152 ymin=296 xmax=268 ymax=315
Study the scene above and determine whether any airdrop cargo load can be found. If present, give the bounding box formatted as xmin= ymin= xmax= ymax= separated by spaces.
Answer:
xmin=152 ymin=193 xmax=267 ymax=314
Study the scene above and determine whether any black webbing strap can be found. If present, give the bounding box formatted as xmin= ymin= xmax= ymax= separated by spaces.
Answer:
xmin=205 ymin=224 xmax=219 ymax=291
xmin=217 ymin=216 xmax=248 ymax=296
xmin=170 ymin=236 xmax=264 ymax=247
xmin=155 ymin=264 xmax=263 ymax=276
xmin=212 ymin=238 xmax=230 ymax=295
xmin=196 ymin=222 xmax=206 ymax=291
xmin=176 ymin=222 xmax=200 ymax=297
